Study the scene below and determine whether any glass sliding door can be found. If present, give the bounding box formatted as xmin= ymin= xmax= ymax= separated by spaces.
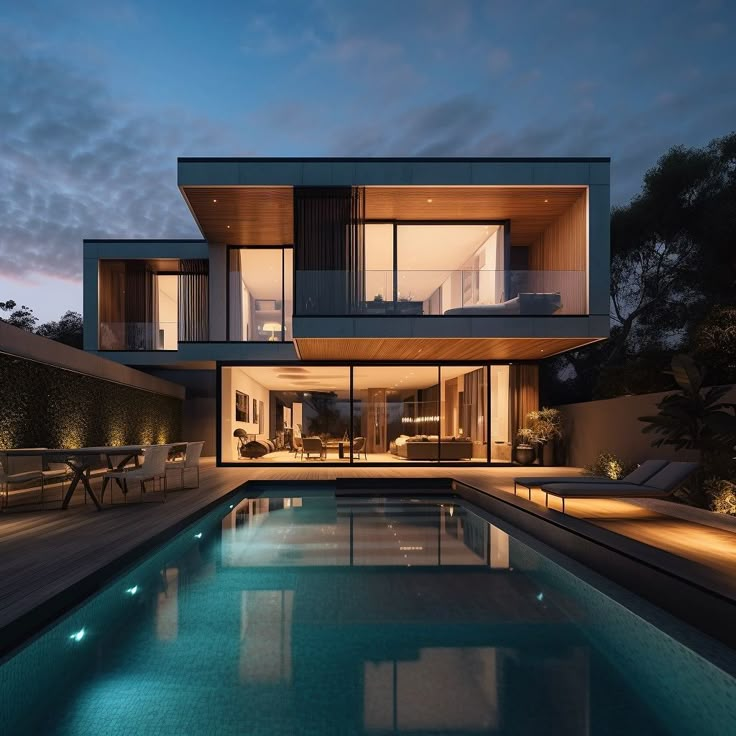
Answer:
xmin=219 ymin=362 xmax=504 ymax=465
xmin=352 ymin=366 xmax=442 ymax=462
xmin=228 ymin=247 xmax=293 ymax=342
xmin=440 ymin=366 xmax=487 ymax=462
xmin=396 ymin=224 xmax=505 ymax=315
xmin=221 ymin=365 xmax=350 ymax=463
xmin=490 ymin=366 xmax=512 ymax=462
xmin=156 ymin=274 xmax=178 ymax=350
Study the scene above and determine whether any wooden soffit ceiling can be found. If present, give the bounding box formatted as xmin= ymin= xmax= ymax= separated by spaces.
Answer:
xmin=181 ymin=185 xmax=585 ymax=247
xmin=181 ymin=186 xmax=293 ymax=245
xmin=366 ymin=187 xmax=586 ymax=246
xmin=294 ymin=337 xmax=602 ymax=362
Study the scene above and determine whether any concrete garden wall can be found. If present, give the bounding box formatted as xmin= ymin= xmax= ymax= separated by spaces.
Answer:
xmin=556 ymin=385 xmax=736 ymax=468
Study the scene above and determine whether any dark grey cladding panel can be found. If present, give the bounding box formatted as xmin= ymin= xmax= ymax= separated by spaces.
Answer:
xmin=178 ymin=158 xmax=609 ymax=188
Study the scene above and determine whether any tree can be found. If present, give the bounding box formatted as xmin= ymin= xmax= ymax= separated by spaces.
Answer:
xmin=638 ymin=354 xmax=736 ymax=480
xmin=36 ymin=311 xmax=84 ymax=349
xmin=0 ymin=300 xmax=38 ymax=331
xmin=542 ymin=132 xmax=736 ymax=404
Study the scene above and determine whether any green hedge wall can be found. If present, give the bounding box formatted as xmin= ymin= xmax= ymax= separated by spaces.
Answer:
xmin=0 ymin=352 xmax=182 ymax=449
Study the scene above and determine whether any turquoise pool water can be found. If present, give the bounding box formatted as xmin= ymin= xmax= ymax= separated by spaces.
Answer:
xmin=2 ymin=488 xmax=736 ymax=735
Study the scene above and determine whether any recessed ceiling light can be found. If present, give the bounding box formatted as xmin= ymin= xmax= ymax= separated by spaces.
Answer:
xmin=427 ymin=198 xmax=433 ymax=203
xmin=227 ymin=225 xmax=230 ymax=229
xmin=213 ymin=199 xmax=217 ymax=203
xmin=544 ymin=199 xmax=549 ymax=203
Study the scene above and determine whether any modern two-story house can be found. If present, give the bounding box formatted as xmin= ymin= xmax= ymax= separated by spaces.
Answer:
xmin=83 ymin=157 xmax=610 ymax=465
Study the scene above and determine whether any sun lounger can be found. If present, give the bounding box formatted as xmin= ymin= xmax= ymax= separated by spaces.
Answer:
xmin=514 ymin=459 xmax=669 ymax=499
xmin=538 ymin=461 xmax=699 ymax=513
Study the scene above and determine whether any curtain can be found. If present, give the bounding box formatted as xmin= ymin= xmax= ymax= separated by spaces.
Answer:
xmin=462 ymin=368 xmax=487 ymax=443
xmin=123 ymin=262 xmax=156 ymax=350
xmin=178 ymin=259 xmax=209 ymax=342
xmin=228 ymin=250 xmax=244 ymax=341
xmin=98 ymin=261 xmax=126 ymax=349
xmin=509 ymin=365 xmax=539 ymax=447
xmin=294 ymin=186 xmax=365 ymax=314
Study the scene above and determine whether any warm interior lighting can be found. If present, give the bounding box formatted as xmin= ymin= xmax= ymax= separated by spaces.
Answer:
xmin=213 ymin=199 xmax=217 ymax=203
xmin=426 ymin=198 xmax=433 ymax=203
xmin=262 ymin=322 xmax=283 ymax=342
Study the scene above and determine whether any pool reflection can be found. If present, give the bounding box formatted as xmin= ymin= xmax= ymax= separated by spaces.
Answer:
xmin=7 ymin=494 xmax=674 ymax=736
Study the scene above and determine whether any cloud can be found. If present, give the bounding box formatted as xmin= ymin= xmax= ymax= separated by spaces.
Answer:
xmin=0 ymin=30 xmax=231 ymax=281
xmin=488 ymin=48 xmax=511 ymax=76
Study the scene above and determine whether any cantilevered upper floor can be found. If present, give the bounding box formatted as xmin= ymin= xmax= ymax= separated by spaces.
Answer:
xmin=84 ymin=157 xmax=610 ymax=364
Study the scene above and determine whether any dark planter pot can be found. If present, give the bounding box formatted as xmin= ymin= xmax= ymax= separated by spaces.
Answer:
xmin=514 ymin=445 xmax=536 ymax=465
xmin=543 ymin=441 xmax=555 ymax=466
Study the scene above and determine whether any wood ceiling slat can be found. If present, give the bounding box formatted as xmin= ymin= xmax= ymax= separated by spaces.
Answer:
xmin=365 ymin=187 xmax=586 ymax=246
xmin=182 ymin=186 xmax=293 ymax=245
xmin=181 ymin=186 xmax=586 ymax=247
xmin=294 ymin=337 xmax=602 ymax=361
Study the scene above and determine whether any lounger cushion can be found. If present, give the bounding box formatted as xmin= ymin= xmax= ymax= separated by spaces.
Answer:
xmin=640 ymin=462 xmax=699 ymax=492
xmin=539 ymin=482 xmax=672 ymax=498
xmin=624 ymin=459 xmax=670 ymax=484
xmin=515 ymin=460 xmax=670 ymax=490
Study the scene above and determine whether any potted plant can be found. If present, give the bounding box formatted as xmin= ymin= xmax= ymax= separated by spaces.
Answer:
xmin=526 ymin=407 xmax=563 ymax=466
xmin=514 ymin=428 xmax=536 ymax=465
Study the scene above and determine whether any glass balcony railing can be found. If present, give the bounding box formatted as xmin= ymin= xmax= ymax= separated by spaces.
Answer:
xmin=99 ymin=322 xmax=179 ymax=351
xmin=295 ymin=270 xmax=587 ymax=316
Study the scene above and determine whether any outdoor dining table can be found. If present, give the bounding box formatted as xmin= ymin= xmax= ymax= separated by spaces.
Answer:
xmin=2 ymin=445 xmax=154 ymax=511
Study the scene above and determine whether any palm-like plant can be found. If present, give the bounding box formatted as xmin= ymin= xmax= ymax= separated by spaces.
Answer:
xmin=639 ymin=354 xmax=736 ymax=473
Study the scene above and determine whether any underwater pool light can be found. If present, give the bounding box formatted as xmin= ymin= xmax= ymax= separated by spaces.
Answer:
xmin=194 ymin=532 xmax=203 ymax=539
xmin=69 ymin=628 xmax=86 ymax=643
xmin=125 ymin=586 xmax=139 ymax=596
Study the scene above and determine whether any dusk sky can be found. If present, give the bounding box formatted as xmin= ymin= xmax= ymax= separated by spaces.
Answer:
xmin=1 ymin=0 xmax=734 ymax=321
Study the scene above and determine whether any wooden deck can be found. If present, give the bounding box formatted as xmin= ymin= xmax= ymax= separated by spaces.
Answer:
xmin=2 ymin=459 xmax=736 ymax=654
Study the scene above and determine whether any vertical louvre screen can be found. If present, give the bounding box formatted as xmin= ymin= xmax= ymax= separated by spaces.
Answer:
xmin=294 ymin=186 xmax=365 ymax=314
xmin=179 ymin=259 xmax=209 ymax=342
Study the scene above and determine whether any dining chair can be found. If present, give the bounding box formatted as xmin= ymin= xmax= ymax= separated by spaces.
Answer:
xmin=165 ymin=441 xmax=204 ymax=489
xmin=102 ymin=444 xmax=171 ymax=503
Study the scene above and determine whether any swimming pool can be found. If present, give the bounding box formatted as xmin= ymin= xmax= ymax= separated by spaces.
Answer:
xmin=2 ymin=487 xmax=736 ymax=735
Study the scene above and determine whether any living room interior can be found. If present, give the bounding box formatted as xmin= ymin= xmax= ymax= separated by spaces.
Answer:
xmin=220 ymin=363 xmax=526 ymax=464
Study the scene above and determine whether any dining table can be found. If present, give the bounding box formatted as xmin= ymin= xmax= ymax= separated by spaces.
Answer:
xmin=2 ymin=445 xmax=156 ymax=511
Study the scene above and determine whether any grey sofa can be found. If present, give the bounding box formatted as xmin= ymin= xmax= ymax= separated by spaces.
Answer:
xmin=443 ymin=292 xmax=562 ymax=316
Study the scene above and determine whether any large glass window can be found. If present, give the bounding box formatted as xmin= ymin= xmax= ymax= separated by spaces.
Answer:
xmin=352 ymin=366 xmax=440 ymax=462
xmin=221 ymin=366 xmax=351 ymax=463
xmin=440 ymin=366 xmax=487 ymax=461
xmin=362 ymin=223 xmax=505 ymax=315
xmin=98 ymin=259 xmax=207 ymax=350
xmin=220 ymin=363 xmax=524 ymax=465
xmin=228 ymin=247 xmax=293 ymax=341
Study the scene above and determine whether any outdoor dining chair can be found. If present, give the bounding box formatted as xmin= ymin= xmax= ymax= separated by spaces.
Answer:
xmin=165 ymin=441 xmax=204 ymax=489
xmin=102 ymin=444 xmax=171 ymax=503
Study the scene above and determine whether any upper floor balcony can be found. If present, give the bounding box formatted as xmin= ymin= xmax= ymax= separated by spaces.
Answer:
xmin=295 ymin=268 xmax=586 ymax=317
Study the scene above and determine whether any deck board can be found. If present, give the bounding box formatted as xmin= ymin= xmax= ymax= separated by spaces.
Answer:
xmin=2 ymin=460 xmax=736 ymax=646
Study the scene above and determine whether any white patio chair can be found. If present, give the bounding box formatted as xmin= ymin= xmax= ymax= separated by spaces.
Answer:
xmin=41 ymin=462 xmax=71 ymax=506
xmin=102 ymin=444 xmax=171 ymax=503
xmin=165 ymin=441 xmax=204 ymax=489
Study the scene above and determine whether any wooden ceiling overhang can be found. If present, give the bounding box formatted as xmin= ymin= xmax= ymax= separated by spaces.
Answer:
xmin=293 ymin=336 xmax=603 ymax=362
xmin=180 ymin=185 xmax=587 ymax=246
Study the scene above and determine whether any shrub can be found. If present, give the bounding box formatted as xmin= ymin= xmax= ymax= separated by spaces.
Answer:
xmin=705 ymin=478 xmax=736 ymax=515
xmin=584 ymin=451 xmax=636 ymax=480
xmin=526 ymin=407 xmax=563 ymax=444
xmin=516 ymin=428 xmax=536 ymax=446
